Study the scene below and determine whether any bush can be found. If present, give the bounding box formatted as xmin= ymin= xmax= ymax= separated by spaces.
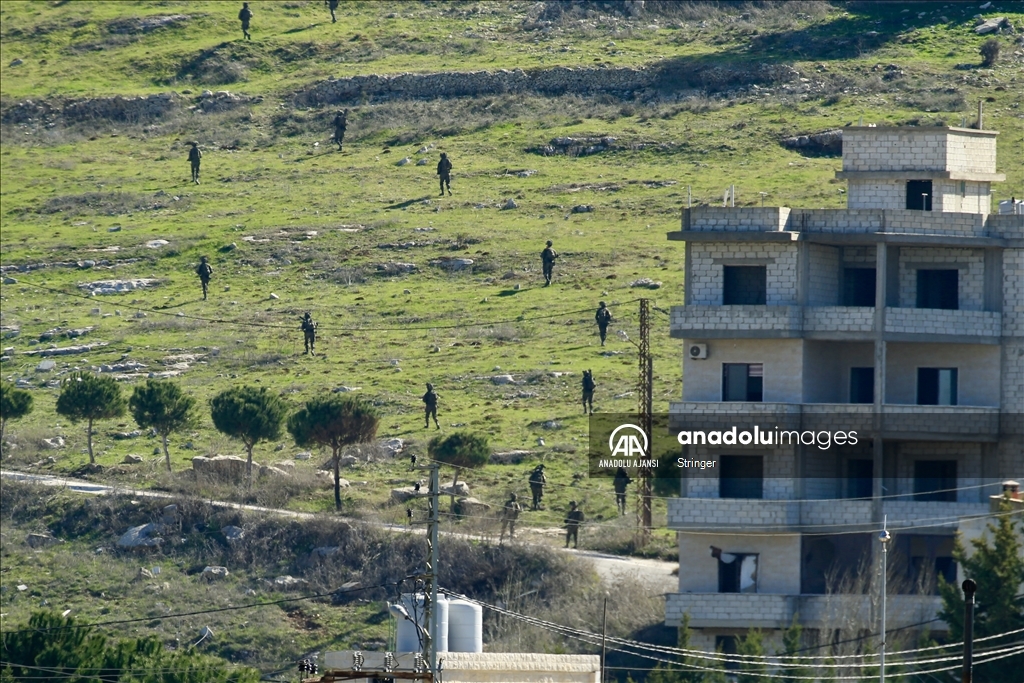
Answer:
xmin=428 ymin=431 xmax=490 ymax=469
xmin=980 ymin=38 xmax=1000 ymax=67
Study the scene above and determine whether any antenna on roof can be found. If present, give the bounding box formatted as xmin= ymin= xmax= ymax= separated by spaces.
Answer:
xmin=858 ymin=116 xmax=864 ymax=126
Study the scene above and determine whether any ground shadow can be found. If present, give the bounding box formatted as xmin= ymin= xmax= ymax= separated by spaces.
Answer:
xmin=384 ymin=196 xmax=433 ymax=210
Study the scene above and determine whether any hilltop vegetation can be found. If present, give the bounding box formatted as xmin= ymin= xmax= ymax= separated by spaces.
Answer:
xmin=1 ymin=0 xmax=1023 ymax=676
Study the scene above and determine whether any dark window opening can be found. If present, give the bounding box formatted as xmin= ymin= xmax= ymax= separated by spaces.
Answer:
xmin=895 ymin=535 xmax=957 ymax=594
xmin=850 ymin=367 xmax=874 ymax=404
xmin=916 ymin=269 xmax=959 ymax=310
xmin=847 ymin=459 xmax=873 ymax=499
xmin=714 ymin=550 xmax=759 ymax=594
xmin=723 ymin=363 xmax=763 ymax=402
xmin=801 ymin=534 xmax=872 ymax=595
xmin=723 ymin=266 xmax=767 ymax=305
xmin=715 ymin=636 xmax=740 ymax=671
xmin=906 ymin=180 xmax=933 ymax=211
xmin=917 ymin=368 xmax=958 ymax=406
xmin=720 ymin=455 xmax=764 ymax=499
xmin=914 ymin=460 xmax=957 ymax=502
xmin=842 ymin=268 xmax=876 ymax=307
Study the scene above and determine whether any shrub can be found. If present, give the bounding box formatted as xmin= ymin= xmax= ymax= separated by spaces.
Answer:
xmin=980 ymin=38 xmax=1000 ymax=67
xmin=0 ymin=381 xmax=34 ymax=450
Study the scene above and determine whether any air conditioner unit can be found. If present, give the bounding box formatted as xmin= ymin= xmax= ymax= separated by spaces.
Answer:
xmin=688 ymin=343 xmax=708 ymax=360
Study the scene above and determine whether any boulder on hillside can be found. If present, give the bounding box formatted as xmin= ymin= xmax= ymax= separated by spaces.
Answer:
xmin=455 ymin=497 xmax=490 ymax=516
xmin=780 ymin=128 xmax=843 ymax=156
xmin=201 ymin=566 xmax=230 ymax=581
xmin=117 ymin=523 xmax=164 ymax=548
xmin=440 ymin=481 xmax=471 ymax=497
xmin=391 ymin=486 xmax=429 ymax=503
xmin=25 ymin=533 xmax=61 ymax=549
xmin=221 ymin=525 xmax=244 ymax=542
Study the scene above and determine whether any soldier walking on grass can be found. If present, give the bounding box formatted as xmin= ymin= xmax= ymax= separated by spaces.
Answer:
xmin=499 ymin=492 xmax=522 ymax=545
xmin=437 ymin=152 xmax=453 ymax=196
xmin=187 ymin=142 xmax=202 ymax=184
xmin=238 ymin=2 xmax=253 ymax=40
xmin=581 ymin=369 xmax=595 ymax=415
xmin=326 ymin=0 xmax=340 ymax=23
xmin=541 ymin=240 xmax=558 ymax=286
xmin=595 ymin=301 xmax=612 ymax=346
xmin=423 ymin=383 xmax=440 ymax=429
xmin=301 ymin=312 xmax=318 ymax=355
xmin=528 ymin=464 xmax=546 ymax=511
xmin=564 ymin=500 xmax=584 ymax=549
xmin=195 ymin=256 xmax=213 ymax=301
xmin=332 ymin=109 xmax=348 ymax=151
xmin=613 ymin=467 xmax=632 ymax=516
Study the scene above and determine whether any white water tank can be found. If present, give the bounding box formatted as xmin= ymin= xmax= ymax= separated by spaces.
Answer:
xmin=447 ymin=599 xmax=483 ymax=653
xmin=395 ymin=593 xmax=448 ymax=653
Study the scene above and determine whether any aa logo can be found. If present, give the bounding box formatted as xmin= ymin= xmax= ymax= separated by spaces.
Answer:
xmin=608 ymin=424 xmax=648 ymax=458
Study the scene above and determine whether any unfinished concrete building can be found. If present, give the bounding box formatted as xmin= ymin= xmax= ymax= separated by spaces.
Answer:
xmin=664 ymin=125 xmax=1023 ymax=656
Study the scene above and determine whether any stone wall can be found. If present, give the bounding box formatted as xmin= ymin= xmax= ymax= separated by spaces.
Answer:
xmin=1 ymin=93 xmax=181 ymax=125
xmin=292 ymin=62 xmax=799 ymax=107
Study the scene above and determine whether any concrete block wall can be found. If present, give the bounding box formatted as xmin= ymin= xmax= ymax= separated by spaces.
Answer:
xmin=936 ymin=180 xmax=992 ymax=214
xmin=842 ymin=246 xmax=877 ymax=264
xmin=803 ymin=306 xmax=875 ymax=333
xmin=670 ymin=306 xmax=802 ymax=334
xmin=944 ymin=131 xmax=998 ymax=174
xmin=894 ymin=442 xmax=983 ymax=501
xmin=687 ymin=207 xmax=790 ymax=232
xmin=840 ymin=129 xmax=997 ymax=174
xmin=808 ymin=245 xmax=840 ymax=305
xmin=798 ymin=594 xmax=941 ymax=628
xmin=1002 ymin=248 xmax=1024 ymax=339
xmin=884 ymin=308 xmax=1000 ymax=337
xmin=986 ymin=214 xmax=1024 ymax=239
xmin=847 ymin=180 xmax=906 ymax=210
xmin=884 ymin=343 xmax=1001 ymax=407
xmin=884 ymin=500 xmax=989 ymax=528
xmin=665 ymin=593 xmax=794 ymax=628
xmin=680 ymin=339 xmax=804 ymax=402
xmin=687 ymin=243 xmax=798 ymax=305
xmin=885 ymin=210 xmax=986 ymax=236
xmin=897 ymin=247 xmax=985 ymax=310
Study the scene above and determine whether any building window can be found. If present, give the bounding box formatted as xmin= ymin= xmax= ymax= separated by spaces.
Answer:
xmin=916 ymin=269 xmax=958 ymax=310
xmin=849 ymin=367 xmax=874 ymax=404
xmin=723 ymin=265 xmax=767 ymax=305
xmin=897 ymin=535 xmax=957 ymax=594
xmin=714 ymin=636 xmax=740 ymax=671
xmin=720 ymin=455 xmax=764 ymax=499
xmin=842 ymin=268 xmax=876 ymax=307
xmin=801 ymin=534 xmax=871 ymax=595
xmin=906 ymin=180 xmax=933 ymax=211
xmin=917 ymin=368 xmax=958 ymax=405
xmin=960 ymin=181 xmax=967 ymax=198
xmin=722 ymin=363 xmax=763 ymax=402
xmin=914 ymin=460 xmax=957 ymax=502
xmin=712 ymin=547 xmax=759 ymax=594
xmin=846 ymin=459 xmax=873 ymax=499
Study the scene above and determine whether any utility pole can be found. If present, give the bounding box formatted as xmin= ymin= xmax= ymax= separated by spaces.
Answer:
xmin=878 ymin=516 xmax=891 ymax=683
xmin=962 ymin=579 xmax=976 ymax=683
xmin=414 ymin=461 xmax=441 ymax=681
xmin=601 ymin=593 xmax=609 ymax=683
xmin=637 ymin=298 xmax=653 ymax=541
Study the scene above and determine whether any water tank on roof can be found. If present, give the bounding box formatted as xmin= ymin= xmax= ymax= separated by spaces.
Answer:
xmin=447 ymin=598 xmax=483 ymax=653
xmin=394 ymin=593 xmax=448 ymax=653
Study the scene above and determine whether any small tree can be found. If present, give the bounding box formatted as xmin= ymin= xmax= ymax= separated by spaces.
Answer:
xmin=647 ymin=613 xmax=703 ymax=683
xmin=938 ymin=498 xmax=1024 ymax=683
xmin=287 ymin=393 xmax=380 ymax=511
xmin=735 ymin=629 xmax=766 ymax=683
xmin=210 ymin=386 xmax=288 ymax=483
xmin=776 ymin=614 xmax=810 ymax=683
xmin=980 ymin=38 xmax=1000 ymax=67
xmin=0 ymin=380 xmax=34 ymax=452
xmin=129 ymin=379 xmax=196 ymax=472
xmin=55 ymin=372 xmax=125 ymax=464
xmin=428 ymin=431 xmax=490 ymax=513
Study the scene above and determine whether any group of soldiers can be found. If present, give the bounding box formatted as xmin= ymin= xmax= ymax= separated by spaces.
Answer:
xmin=234 ymin=1 xmax=340 ymax=40
xmin=499 ymin=465 xmax=586 ymax=549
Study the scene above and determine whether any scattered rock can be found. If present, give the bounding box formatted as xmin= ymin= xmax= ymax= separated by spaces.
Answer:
xmin=35 ymin=360 xmax=56 ymax=372
xmin=491 ymin=374 xmax=518 ymax=385
xmin=220 ymin=242 xmax=237 ymax=252
xmin=192 ymin=455 xmax=250 ymax=480
xmin=380 ymin=438 xmax=404 ymax=457
xmin=108 ymin=14 xmax=190 ymax=34
xmin=80 ymin=278 xmax=159 ymax=296
xmin=332 ymin=386 xmax=362 ymax=392
xmin=397 ymin=157 xmax=412 ymax=166
xmin=455 ymin=497 xmax=490 ymax=516
xmin=416 ymin=158 xmax=429 ymax=165
xmin=490 ymin=450 xmax=533 ymax=465
xmin=132 ymin=567 xmax=155 ymax=582
xmin=339 ymin=454 xmax=358 ymax=468
xmin=25 ymin=533 xmax=61 ymax=549
xmin=391 ymin=486 xmax=428 ymax=503
xmin=780 ymin=129 xmax=842 ymax=156
xmin=376 ymin=261 xmax=418 ymax=275
xmin=9 ymin=58 xmax=24 ymax=67
xmin=117 ymin=523 xmax=164 ymax=548
xmin=273 ymin=575 xmax=307 ymax=590
xmin=629 ymin=277 xmax=662 ymax=289
xmin=571 ymin=204 xmax=593 ymax=213
xmin=145 ymin=240 xmax=169 ymax=249
xmin=269 ymin=293 xmax=279 ymax=300
xmin=201 ymin=566 xmax=230 ymax=581
xmin=41 ymin=437 xmax=65 ymax=449
xmin=221 ymin=525 xmax=244 ymax=541
xmin=122 ymin=454 xmax=144 ymax=464
xmin=294 ymin=451 xmax=311 ymax=460
xmin=975 ymin=16 xmax=1008 ymax=34
xmin=440 ymin=481 xmax=471 ymax=497
xmin=430 ymin=257 xmax=474 ymax=271
xmin=541 ymin=420 xmax=563 ymax=430
xmin=500 ymin=198 xmax=519 ymax=210
xmin=111 ymin=429 xmax=143 ymax=439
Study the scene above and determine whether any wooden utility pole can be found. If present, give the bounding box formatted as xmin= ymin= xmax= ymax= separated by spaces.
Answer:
xmin=637 ymin=298 xmax=653 ymax=540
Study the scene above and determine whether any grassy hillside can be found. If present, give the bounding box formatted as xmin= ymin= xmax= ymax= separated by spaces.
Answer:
xmin=1 ymin=0 xmax=1023 ymax=675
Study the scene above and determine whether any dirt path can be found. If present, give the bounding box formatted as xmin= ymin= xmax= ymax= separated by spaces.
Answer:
xmin=1 ymin=469 xmax=678 ymax=594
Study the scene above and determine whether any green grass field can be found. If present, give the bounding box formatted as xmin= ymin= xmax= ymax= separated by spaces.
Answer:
xmin=1 ymin=0 xmax=1023 ymax=674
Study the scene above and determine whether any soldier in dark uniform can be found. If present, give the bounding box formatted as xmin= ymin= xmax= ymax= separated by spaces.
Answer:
xmin=195 ymin=256 xmax=213 ymax=301
xmin=499 ymin=492 xmax=522 ymax=545
xmin=581 ymin=369 xmax=595 ymax=415
xmin=238 ymin=2 xmax=253 ymax=40
xmin=541 ymin=240 xmax=558 ymax=286
xmin=332 ymin=109 xmax=348 ymax=151
xmin=595 ymin=301 xmax=612 ymax=346
xmin=422 ymin=383 xmax=440 ymax=429
xmin=437 ymin=152 xmax=452 ymax=196
xmin=564 ymin=501 xmax=584 ymax=549
xmin=528 ymin=464 xmax=546 ymax=511
xmin=187 ymin=142 xmax=202 ymax=184
xmin=301 ymin=312 xmax=318 ymax=355
xmin=326 ymin=0 xmax=340 ymax=22
xmin=613 ymin=467 xmax=632 ymax=516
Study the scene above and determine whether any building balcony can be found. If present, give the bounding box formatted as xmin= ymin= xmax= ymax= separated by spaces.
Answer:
xmin=666 ymin=593 xmax=942 ymax=629
xmin=670 ymin=305 xmax=1000 ymax=343
xmin=667 ymin=497 xmax=990 ymax=532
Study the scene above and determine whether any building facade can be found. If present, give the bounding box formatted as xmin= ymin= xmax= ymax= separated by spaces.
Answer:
xmin=664 ymin=126 xmax=1023 ymax=653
